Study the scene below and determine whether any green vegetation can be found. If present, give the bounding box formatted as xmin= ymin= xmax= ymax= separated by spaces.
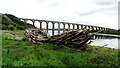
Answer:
xmin=118 ymin=29 xmax=120 ymax=35
xmin=100 ymin=30 xmax=119 ymax=35
xmin=2 ymin=30 xmax=119 ymax=67
xmin=91 ymin=30 xmax=119 ymax=35
xmin=2 ymin=14 xmax=34 ymax=30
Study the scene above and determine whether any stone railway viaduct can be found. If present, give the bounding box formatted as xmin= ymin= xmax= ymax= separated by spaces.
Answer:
xmin=20 ymin=18 xmax=117 ymax=35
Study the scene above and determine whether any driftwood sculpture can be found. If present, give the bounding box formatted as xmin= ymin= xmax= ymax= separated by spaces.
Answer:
xmin=25 ymin=28 xmax=92 ymax=49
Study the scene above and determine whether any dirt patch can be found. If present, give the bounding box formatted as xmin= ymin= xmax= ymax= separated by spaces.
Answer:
xmin=3 ymin=46 xmax=19 ymax=49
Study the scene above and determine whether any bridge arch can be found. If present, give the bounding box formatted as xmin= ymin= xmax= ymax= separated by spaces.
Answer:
xmin=19 ymin=18 xmax=117 ymax=35
xmin=70 ymin=24 xmax=73 ymax=30
xmin=41 ymin=21 xmax=47 ymax=29
xmin=60 ymin=23 xmax=64 ymax=33
xmin=25 ymin=20 xmax=33 ymax=26
xmin=47 ymin=22 xmax=53 ymax=35
xmin=34 ymin=21 xmax=40 ymax=28
xmin=65 ymin=23 xmax=69 ymax=32
xmin=78 ymin=25 xmax=81 ymax=29
xmin=74 ymin=24 xmax=77 ymax=29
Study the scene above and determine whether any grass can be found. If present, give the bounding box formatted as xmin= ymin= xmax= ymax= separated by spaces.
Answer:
xmin=1 ymin=30 xmax=120 ymax=67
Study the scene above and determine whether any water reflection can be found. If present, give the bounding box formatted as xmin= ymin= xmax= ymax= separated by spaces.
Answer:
xmin=48 ymin=31 xmax=119 ymax=49
xmin=91 ymin=34 xmax=119 ymax=49
xmin=93 ymin=35 xmax=119 ymax=39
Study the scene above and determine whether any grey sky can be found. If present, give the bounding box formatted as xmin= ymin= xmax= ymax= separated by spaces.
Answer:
xmin=0 ymin=0 xmax=119 ymax=29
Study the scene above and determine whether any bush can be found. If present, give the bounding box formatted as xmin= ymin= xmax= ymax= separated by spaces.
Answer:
xmin=17 ymin=26 xmax=25 ymax=30
xmin=8 ymin=25 xmax=16 ymax=30
xmin=2 ymin=24 xmax=7 ymax=30
xmin=21 ymin=38 xmax=27 ymax=41
xmin=3 ymin=14 xmax=35 ymax=30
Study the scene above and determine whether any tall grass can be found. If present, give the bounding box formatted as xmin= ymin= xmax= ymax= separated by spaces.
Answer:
xmin=2 ymin=30 xmax=119 ymax=67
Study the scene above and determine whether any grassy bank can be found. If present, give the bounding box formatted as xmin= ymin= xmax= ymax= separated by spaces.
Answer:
xmin=2 ymin=30 xmax=119 ymax=67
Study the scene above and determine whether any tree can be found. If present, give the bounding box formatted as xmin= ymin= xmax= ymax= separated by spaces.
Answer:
xmin=8 ymin=25 xmax=16 ymax=30
xmin=17 ymin=26 xmax=25 ymax=30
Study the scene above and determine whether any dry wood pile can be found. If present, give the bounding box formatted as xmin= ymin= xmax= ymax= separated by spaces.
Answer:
xmin=25 ymin=28 xmax=93 ymax=49
xmin=25 ymin=28 xmax=50 ymax=44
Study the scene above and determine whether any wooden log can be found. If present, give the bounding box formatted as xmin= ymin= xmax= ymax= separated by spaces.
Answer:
xmin=24 ymin=28 xmax=92 ymax=49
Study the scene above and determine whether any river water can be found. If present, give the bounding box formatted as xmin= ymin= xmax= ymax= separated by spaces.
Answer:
xmin=91 ymin=34 xmax=119 ymax=49
xmin=48 ymin=30 xmax=119 ymax=49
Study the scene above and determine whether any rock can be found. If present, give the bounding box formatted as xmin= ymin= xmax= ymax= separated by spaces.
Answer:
xmin=5 ymin=37 xmax=12 ymax=40
xmin=3 ymin=46 xmax=19 ymax=49
xmin=5 ymin=37 xmax=20 ymax=40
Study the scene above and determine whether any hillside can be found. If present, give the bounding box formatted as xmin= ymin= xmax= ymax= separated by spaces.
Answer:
xmin=2 ymin=14 xmax=34 ymax=30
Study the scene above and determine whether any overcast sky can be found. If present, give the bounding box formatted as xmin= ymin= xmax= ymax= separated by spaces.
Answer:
xmin=0 ymin=0 xmax=119 ymax=29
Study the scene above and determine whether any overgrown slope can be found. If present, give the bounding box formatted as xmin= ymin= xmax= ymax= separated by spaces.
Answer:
xmin=2 ymin=14 xmax=34 ymax=30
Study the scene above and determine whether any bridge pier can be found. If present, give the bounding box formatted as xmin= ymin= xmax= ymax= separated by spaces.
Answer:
xmin=52 ymin=22 xmax=55 ymax=35
xmin=58 ymin=23 xmax=60 ymax=34
xmin=98 ymin=27 xmax=101 ymax=30
xmin=73 ymin=24 xmax=75 ymax=29
xmin=38 ymin=21 xmax=42 ymax=29
xmin=77 ymin=25 xmax=79 ymax=30
xmin=81 ymin=25 xmax=83 ymax=29
xmin=92 ymin=26 xmax=94 ymax=30
xmin=46 ymin=21 xmax=49 ymax=32
xmin=84 ymin=25 xmax=87 ymax=29
xmin=31 ymin=20 xmax=35 ymax=27
xmin=101 ymin=27 xmax=104 ymax=30
xmin=68 ymin=24 xmax=70 ymax=31
xmin=63 ymin=23 xmax=66 ymax=33
xmin=87 ymin=26 xmax=89 ymax=29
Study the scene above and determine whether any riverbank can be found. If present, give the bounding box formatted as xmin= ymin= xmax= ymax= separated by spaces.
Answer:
xmin=2 ymin=30 xmax=119 ymax=67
